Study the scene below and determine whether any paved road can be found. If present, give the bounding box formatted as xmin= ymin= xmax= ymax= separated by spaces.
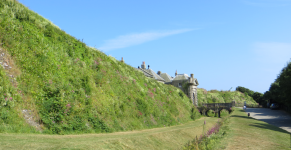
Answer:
xmin=245 ymin=108 xmax=291 ymax=133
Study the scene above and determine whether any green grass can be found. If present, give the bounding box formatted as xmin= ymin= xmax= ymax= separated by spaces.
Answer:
xmin=217 ymin=108 xmax=290 ymax=150
xmin=0 ymin=0 xmax=201 ymax=134
xmin=0 ymin=0 xmax=256 ymax=135
xmin=197 ymin=89 xmax=257 ymax=105
xmin=0 ymin=117 xmax=219 ymax=150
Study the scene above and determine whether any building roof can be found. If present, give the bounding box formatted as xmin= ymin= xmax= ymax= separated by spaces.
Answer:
xmin=173 ymin=74 xmax=190 ymax=81
xmin=160 ymin=73 xmax=173 ymax=83
xmin=138 ymin=68 xmax=165 ymax=82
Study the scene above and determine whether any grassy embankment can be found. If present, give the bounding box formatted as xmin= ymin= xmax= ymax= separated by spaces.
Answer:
xmin=197 ymin=88 xmax=257 ymax=105
xmin=0 ymin=117 xmax=219 ymax=149
xmin=216 ymin=108 xmax=290 ymax=150
xmin=0 ymin=0 xmax=200 ymax=134
xmin=0 ymin=0 xmax=256 ymax=135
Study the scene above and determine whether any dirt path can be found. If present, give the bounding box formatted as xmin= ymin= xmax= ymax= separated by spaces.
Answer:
xmin=0 ymin=117 xmax=218 ymax=150
xmin=245 ymin=108 xmax=291 ymax=133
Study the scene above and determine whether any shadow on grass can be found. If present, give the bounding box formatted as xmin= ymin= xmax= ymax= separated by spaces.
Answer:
xmin=231 ymin=115 xmax=257 ymax=121
xmin=248 ymin=122 xmax=290 ymax=134
xmin=238 ymin=109 xmax=247 ymax=113
xmin=231 ymin=111 xmax=290 ymax=134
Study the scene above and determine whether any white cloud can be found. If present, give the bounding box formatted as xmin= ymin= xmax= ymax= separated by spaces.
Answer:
xmin=253 ymin=42 xmax=291 ymax=64
xmin=98 ymin=29 xmax=195 ymax=51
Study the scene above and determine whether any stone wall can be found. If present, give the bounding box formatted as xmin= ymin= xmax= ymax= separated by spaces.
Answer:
xmin=171 ymin=80 xmax=186 ymax=93
xmin=188 ymin=85 xmax=198 ymax=106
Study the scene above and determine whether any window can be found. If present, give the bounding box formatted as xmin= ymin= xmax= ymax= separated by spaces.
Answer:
xmin=178 ymin=83 xmax=182 ymax=87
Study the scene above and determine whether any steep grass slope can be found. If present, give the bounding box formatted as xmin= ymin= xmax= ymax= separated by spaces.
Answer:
xmin=0 ymin=0 xmax=200 ymax=134
xmin=197 ymin=88 xmax=257 ymax=105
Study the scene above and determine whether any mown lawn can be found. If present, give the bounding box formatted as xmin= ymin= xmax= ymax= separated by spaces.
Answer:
xmin=217 ymin=108 xmax=290 ymax=150
xmin=0 ymin=117 xmax=219 ymax=150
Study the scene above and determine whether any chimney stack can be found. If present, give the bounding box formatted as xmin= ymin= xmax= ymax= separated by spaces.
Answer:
xmin=191 ymin=74 xmax=194 ymax=78
xmin=120 ymin=57 xmax=124 ymax=63
xmin=157 ymin=71 xmax=161 ymax=75
xmin=141 ymin=61 xmax=146 ymax=69
xmin=175 ymin=70 xmax=177 ymax=76
xmin=148 ymin=65 xmax=150 ymax=69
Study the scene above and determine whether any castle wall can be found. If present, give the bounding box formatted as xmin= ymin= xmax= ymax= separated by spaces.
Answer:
xmin=171 ymin=80 xmax=186 ymax=93
xmin=188 ymin=85 xmax=198 ymax=106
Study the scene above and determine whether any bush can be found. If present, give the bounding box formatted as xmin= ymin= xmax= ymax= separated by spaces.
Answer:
xmin=183 ymin=116 xmax=230 ymax=150
xmin=207 ymin=110 xmax=216 ymax=117
xmin=191 ymin=106 xmax=201 ymax=120
xmin=220 ymin=109 xmax=229 ymax=118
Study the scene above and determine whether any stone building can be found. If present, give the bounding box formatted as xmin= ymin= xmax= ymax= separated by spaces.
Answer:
xmin=137 ymin=62 xmax=165 ymax=83
xmin=138 ymin=62 xmax=199 ymax=106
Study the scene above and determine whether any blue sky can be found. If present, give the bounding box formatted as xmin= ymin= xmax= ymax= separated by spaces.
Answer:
xmin=19 ymin=0 xmax=291 ymax=93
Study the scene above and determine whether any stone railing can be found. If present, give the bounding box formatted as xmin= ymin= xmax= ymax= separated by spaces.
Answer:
xmin=202 ymin=103 xmax=233 ymax=108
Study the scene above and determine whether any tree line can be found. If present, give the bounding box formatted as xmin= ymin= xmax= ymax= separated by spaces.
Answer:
xmin=235 ymin=86 xmax=264 ymax=106
xmin=264 ymin=61 xmax=291 ymax=111
xmin=236 ymin=60 xmax=291 ymax=112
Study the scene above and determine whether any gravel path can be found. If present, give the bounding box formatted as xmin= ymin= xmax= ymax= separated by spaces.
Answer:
xmin=245 ymin=108 xmax=291 ymax=133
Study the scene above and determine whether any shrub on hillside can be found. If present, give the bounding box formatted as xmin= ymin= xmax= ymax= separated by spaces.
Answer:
xmin=190 ymin=106 xmax=201 ymax=120
xmin=0 ymin=68 xmax=36 ymax=133
xmin=220 ymin=109 xmax=229 ymax=118
xmin=197 ymin=88 xmax=257 ymax=105
xmin=236 ymin=86 xmax=265 ymax=105
xmin=207 ymin=110 xmax=215 ymax=117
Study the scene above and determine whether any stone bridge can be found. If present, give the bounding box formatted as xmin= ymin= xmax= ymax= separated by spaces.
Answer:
xmin=198 ymin=101 xmax=235 ymax=117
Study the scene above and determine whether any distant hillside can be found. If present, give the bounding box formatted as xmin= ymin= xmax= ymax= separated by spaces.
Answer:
xmin=0 ymin=0 xmax=200 ymax=134
xmin=197 ymin=88 xmax=257 ymax=105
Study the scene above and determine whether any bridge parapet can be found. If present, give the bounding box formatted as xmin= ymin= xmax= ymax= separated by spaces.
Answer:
xmin=199 ymin=102 xmax=234 ymax=116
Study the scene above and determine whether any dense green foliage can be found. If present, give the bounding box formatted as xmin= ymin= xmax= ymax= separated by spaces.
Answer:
xmin=183 ymin=111 xmax=230 ymax=150
xmin=0 ymin=0 xmax=200 ymax=134
xmin=264 ymin=61 xmax=291 ymax=111
xmin=197 ymin=88 xmax=257 ymax=105
xmin=0 ymin=67 xmax=37 ymax=133
xmin=206 ymin=110 xmax=215 ymax=117
xmin=236 ymin=61 xmax=291 ymax=110
xmin=219 ymin=109 xmax=229 ymax=118
xmin=235 ymin=86 xmax=264 ymax=106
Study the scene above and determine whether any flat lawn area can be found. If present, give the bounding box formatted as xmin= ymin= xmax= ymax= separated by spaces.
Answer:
xmin=0 ymin=117 xmax=218 ymax=150
xmin=218 ymin=108 xmax=290 ymax=150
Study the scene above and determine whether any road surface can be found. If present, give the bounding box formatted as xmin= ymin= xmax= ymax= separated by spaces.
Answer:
xmin=245 ymin=108 xmax=291 ymax=133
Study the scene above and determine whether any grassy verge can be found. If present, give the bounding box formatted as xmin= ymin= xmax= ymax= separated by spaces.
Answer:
xmin=0 ymin=117 xmax=218 ymax=150
xmin=217 ymin=108 xmax=290 ymax=150
xmin=182 ymin=110 xmax=231 ymax=150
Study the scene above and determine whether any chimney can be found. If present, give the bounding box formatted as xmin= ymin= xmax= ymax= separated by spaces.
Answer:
xmin=157 ymin=71 xmax=161 ymax=75
xmin=120 ymin=57 xmax=124 ymax=63
xmin=148 ymin=65 xmax=150 ymax=69
xmin=191 ymin=74 xmax=194 ymax=78
xmin=175 ymin=70 xmax=177 ymax=76
xmin=141 ymin=61 xmax=146 ymax=69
